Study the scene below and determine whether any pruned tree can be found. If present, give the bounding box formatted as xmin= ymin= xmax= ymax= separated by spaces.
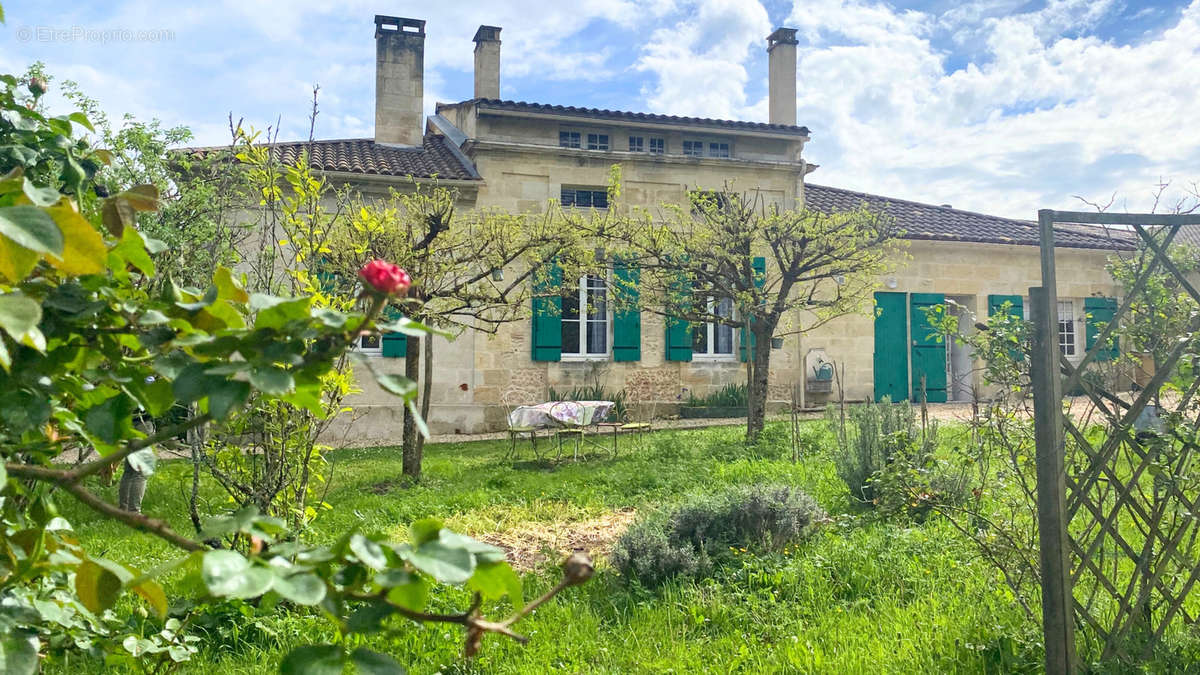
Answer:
xmin=585 ymin=184 xmax=902 ymax=442
xmin=325 ymin=183 xmax=584 ymax=479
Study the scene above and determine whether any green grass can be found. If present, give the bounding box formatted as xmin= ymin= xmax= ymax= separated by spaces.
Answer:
xmin=43 ymin=421 xmax=1195 ymax=673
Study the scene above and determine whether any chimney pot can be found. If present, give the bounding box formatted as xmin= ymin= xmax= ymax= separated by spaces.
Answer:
xmin=374 ymin=15 xmax=426 ymax=147
xmin=473 ymin=25 xmax=502 ymax=100
xmin=766 ymin=27 xmax=798 ymax=126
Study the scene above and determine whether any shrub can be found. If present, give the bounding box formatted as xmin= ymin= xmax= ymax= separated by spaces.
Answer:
xmin=828 ymin=400 xmax=967 ymax=520
xmin=686 ymin=383 xmax=748 ymax=408
xmin=612 ymin=484 xmax=826 ymax=587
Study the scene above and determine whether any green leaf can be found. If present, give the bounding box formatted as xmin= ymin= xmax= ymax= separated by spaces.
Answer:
xmin=273 ymin=572 xmax=326 ymax=606
xmin=111 ymin=225 xmax=155 ymax=276
xmin=405 ymin=540 xmax=475 ymax=585
xmin=468 ymin=561 xmax=523 ymax=608
xmin=201 ymin=550 xmax=274 ymax=599
xmin=0 ymin=633 xmax=39 ymax=675
xmin=312 ymin=307 xmax=348 ymax=328
xmin=376 ymin=374 xmax=417 ymax=400
xmin=127 ymin=448 xmax=156 ymax=476
xmin=67 ymin=111 xmax=95 ymax=132
xmin=252 ymin=294 xmax=312 ymax=330
xmin=0 ymin=204 xmax=63 ymax=256
xmin=349 ymin=534 xmax=388 ymax=571
xmin=82 ymin=394 xmax=133 ymax=445
xmin=214 ymin=266 xmax=249 ymax=303
xmin=117 ymin=184 xmax=159 ymax=211
xmin=137 ymin=309 xmax=170 ymax=325
xmin=208 ymin=379 xmax=250 ymax=419
xmin=346 ymin=599 xmax=394 ymax=634
xmin=382 ymin=572 xmax=428 ymax=612
xmin=45 ymin=201 xmax=106 ymax=276
xmin=280 ymin=644 xmax=344 ymax=675
xmin=0 ymin=292 xmax=42 ymax=344
xmin=250 ymin=365 xmax=295 ymax=396
xmin=0 ymin=234 xmax=37 ymax=282
xmin=438 ymin=530 xmax=508 ymax=564
xmin=375 ymin=315 xmax=450 ymax=338
xmin=76 ymin=559 xmax=123 ymax=613
xmin=21 ymin=177 xmax=60 ymax=206
xmin=173 ymin=364 xmax=222 ymax=404
xmin=131 ymin=578 xmax=168 ymax=620
xmin=350 ymin=647 xmax=407 ymax=675
xmin=408 ymin=518 xmax=443 ymax=546
xmin=281 ymin=381 xmax=324 ymax=418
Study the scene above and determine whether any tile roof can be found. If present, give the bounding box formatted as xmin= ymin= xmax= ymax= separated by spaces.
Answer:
xmin=184 ymin=135 xmax=480 ymax=180
xmin=467 ymin=99 xmax=811 ymax=136
xmin=803 ymin=183 xmax=1135 ymax=251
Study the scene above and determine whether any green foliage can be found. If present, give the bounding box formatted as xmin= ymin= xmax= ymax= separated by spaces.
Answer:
xmin=0 ymin=64 xmax=574 ymax=673
xmin=612 ymin=483 xmax=826 ymax=587
xmin=685 ymin=382 xmax=747 ymax=408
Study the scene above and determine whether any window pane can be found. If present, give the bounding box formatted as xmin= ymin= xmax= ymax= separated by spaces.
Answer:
xmin=586 ymin=320 xmax=607 ymax=354
xmin=715 ymin=323 xmax=734 ymax=354
xmin=561 ymin=320 xmax=580 ymax=354
xmin=629 ymin=136 xmax=644 ymax=151
xmin=592 ymin=190 xmax=608 ymax=208
xmin=649 ymin=138 xmax=664 ymax=154
xmin=692 ymin=324 xmax=708 ymax=353
xmin=360 ymin=334 xmax=381 ymax=350
xmin=709 ymin=142 xmax=729 ymax=158
xmin=559 ymin=131 xmax=580 ymax=148
xmin=576 ymin=190 xmax=593 ymax=208
xmin=560 ymin=188 xmax=575 ymax=206
xmin=562 ymin=287 xmax=580 ymax=320
xmin=586 ymin=276 xmax=606 ymax=318
xmin=1057 ymin=300 xmax=1075 ymax=356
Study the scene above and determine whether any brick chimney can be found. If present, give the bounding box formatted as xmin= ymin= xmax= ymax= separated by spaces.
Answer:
xmin=473 ymin=25 xmax=501 ymax=100
xmin=766 ymin=27 xmax=798 ymax=126
xmin=375 ymin=15 xmax=425 ymax=147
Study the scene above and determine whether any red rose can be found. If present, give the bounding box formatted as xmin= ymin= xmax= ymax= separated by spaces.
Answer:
xmin=358 ymin=260 xmax=411 ymax=296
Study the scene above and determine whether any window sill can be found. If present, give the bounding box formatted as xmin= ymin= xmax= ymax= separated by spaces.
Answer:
xmin=560 ymin=355 xmax=611 ymax=363
xmin=692 ymin=354 xmax=737 ymax=363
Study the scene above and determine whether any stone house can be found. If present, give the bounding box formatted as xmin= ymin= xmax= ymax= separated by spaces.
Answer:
xmin=251 ymin=15 xmax=1129 ymax=439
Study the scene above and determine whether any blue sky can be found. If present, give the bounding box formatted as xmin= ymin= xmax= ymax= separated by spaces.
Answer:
xmin=2 ymin=0 xmax=1198 ymax=218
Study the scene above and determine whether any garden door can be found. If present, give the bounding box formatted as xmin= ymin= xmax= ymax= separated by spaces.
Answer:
xmin=909 ymin=292 xmax=947 ymax=403
xmin=873 ymin=291 xmax=909 ymax=402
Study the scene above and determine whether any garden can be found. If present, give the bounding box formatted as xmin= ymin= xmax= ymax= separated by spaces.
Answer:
xmin=4 ymin=23 xmax=1200 ymax=674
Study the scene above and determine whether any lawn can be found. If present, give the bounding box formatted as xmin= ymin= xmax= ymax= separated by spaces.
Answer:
xmin=48 ymin=421 xmax=1078 ymax=673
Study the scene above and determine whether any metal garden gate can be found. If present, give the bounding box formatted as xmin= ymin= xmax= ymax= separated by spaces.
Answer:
xmin=1031 ymin=209 xmax=1200 ymax=673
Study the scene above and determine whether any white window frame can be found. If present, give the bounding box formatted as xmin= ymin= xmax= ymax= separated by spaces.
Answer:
xmin=560 ymin=186 xmax=609 ymax=209
xmin=708 ymin=141 xmax=730 ymax=158
xmin=355 ymin=332 xmax=383 ymax=357
xmin=558 ymin=130 xmax=581 ymax=148
xmin=628 ymin=135 xmax=645 ymax=152
xmin=1058 ymin=300 xmax=1076 ymax=357
xmin=682 ymin=139 xmax=705 ymax=157
xmin=561 ymin=273 xmax=610 ymax=360
xmin=586 ymin=133 xmax=610 ymax=151
xmin=648 ymin=137 xmax=665 ymax=154
xmin=692 ymin=297 xmax=737 ymax=361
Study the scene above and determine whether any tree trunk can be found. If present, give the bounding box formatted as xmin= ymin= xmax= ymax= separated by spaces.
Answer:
xmin=402 ymin=335 xmax=422 ymax=480
xmin=415 ymin=330 xmax=433 ymax=462
xmin=746 ymin=323 xmax=775 ymax=443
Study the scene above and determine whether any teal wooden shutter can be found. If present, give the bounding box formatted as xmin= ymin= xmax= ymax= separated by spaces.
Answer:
xmin=873 ymin=292 xmax=909 ymax=402
xmin=739 ymin=256 xmax=766 ymax=362
xmin=664 ymin=267 xmax=692 ymax=362
xmin=910 ymin=293 xmax=948 ymax=403
xmin=987 ymin=294 xmax=1024 ymax=361
xmin=531 ymin=261 xmax=563 ymax=362
xmin=612 ymin=257 xmax=641 ymax=362
xmin=381 ymin=304 xmax=407 ymax=357
xmin=1085 ymin=296 xmax=1118 ymax=361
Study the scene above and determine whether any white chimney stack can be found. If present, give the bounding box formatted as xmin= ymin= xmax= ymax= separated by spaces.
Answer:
xmin=767 ymin=27 xmax=798 ymax=126
xmin=473 ymin=25 xmax=502 ymax=100
xmin=374 ymin=15 xmax=425 ymax=146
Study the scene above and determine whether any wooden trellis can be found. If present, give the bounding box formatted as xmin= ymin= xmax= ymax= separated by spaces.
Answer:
xmin=1032 ymin=210 xmax=1200 ymax=674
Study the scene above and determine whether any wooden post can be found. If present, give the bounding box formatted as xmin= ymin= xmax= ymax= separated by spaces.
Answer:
xmin=1031 ymin=207 xmax=1077 ymax=675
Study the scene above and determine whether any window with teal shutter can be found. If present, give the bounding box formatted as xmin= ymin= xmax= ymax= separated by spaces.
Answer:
xmin=612 ymin=258 xmax=641 ymax=362
xmin=1085 ymin=296 xmax=1118 ymax=361
xmin=987 ymin=294 xmax=1024 ymax=361
xmin=739 ymin=256 xmax=766 ymax=362
xmin=664 ymin=267 xmax=692 ymax=362
xmin=531 ymin=261 xmax=563 ymax=361
xmin=381 ymin=304 xmax=407 ymax=357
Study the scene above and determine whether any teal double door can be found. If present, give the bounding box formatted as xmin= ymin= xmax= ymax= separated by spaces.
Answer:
xmin=873 ymin=292 xmax=947 ymax=403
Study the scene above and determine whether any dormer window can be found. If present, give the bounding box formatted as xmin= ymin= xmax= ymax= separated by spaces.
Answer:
xmin=559 ymin=131 xmax=581 ymax=148
xmin=587 ymin=133 xmax=610 ymax=151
